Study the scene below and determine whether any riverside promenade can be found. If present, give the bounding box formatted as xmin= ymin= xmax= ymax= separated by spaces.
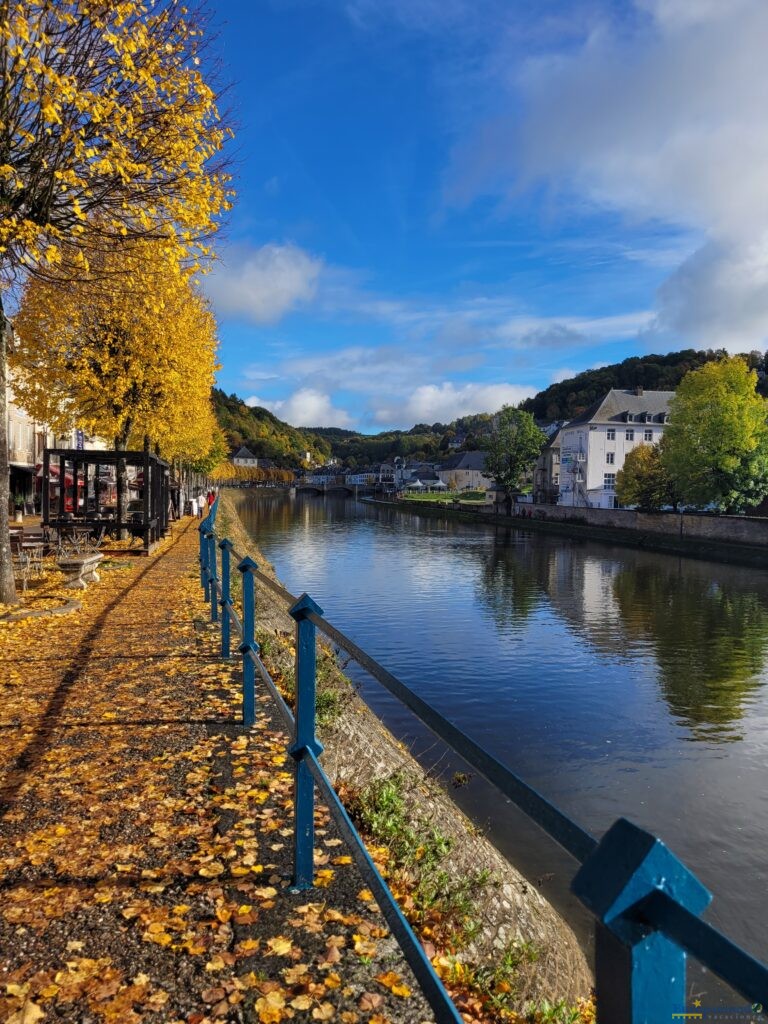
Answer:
xmin=0 ymin=519 xmax=433 ymax=1024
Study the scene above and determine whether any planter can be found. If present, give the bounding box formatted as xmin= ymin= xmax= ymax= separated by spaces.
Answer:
xmin=14 ymin=509 xmax=23 ymax=523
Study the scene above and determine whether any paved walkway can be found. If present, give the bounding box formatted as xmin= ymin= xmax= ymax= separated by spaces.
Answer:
xmin=0 ymin=519 xmax=434 ymax=1024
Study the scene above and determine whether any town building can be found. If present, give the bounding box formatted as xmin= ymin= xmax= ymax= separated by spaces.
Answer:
xmin=557 ymin=387 xmax=673 ymax=508
xmin=232 ymin=446 xmax=258 ymax=468
xmin=437 ymin=451 xmax=494 ymax=491
xmin=533 ymin=424 xmax=566 ymax=505
xmin=6 ymin=372 xmax=105 ymax=513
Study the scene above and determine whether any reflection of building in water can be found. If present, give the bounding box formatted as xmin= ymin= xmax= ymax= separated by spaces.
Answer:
xmin=540 ymin=540 xmax=768 ymax=740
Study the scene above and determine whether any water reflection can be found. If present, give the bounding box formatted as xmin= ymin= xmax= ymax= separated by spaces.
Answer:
xmin=474 ymin=528 xmax=768 ymax=741
xmin=475 ymin=532 xmax=546 ymax=628
xmin=236 ymin=492 xmax=768 ymax=742
xmin=612 ymin=566 xmax=768 ymax=740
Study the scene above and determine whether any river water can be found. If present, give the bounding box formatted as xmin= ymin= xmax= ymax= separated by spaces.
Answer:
xmin=233 ymin=490 xmax=768 ymax=999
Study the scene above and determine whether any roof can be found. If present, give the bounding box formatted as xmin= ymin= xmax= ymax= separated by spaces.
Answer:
xmin=440 ymin=450 xmax=488 ymax=472
xmin=543 ymin=425 xmax=568 ymax=450
xmin=233 ymin=446 xmax=257 ymax=460
xmin=564 ymin=389 xmax=674 ymax=427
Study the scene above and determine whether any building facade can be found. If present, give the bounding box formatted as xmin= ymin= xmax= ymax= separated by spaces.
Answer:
xmin=533 ymin=425 xmax=566 ymax=505
xmin=437 ymin=451 xmax=494 ymax=491
xmin=558 ymin=388 xmax=673 ymax=509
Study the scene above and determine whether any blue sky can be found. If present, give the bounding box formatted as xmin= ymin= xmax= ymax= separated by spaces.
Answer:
xmin=205 ymin=0 xmax=768 ymax=431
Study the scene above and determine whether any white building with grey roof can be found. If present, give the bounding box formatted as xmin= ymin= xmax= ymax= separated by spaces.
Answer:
xmin=558 ymin=387 xmax=673 ymax=509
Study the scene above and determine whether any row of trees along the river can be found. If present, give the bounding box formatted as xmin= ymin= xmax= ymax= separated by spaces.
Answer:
xmin=616 ymin=357 xmax=768 ymax=514
xmin=0 ymin=2 xmax=234 ymax=605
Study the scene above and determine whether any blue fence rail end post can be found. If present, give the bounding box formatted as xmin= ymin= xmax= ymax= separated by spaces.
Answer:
xmin=572 ymin=817 xmax=711 ymax=1024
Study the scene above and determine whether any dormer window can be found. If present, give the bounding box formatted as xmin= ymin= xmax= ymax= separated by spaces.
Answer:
xmin=625 ymin=412 xmax=633 ymax=422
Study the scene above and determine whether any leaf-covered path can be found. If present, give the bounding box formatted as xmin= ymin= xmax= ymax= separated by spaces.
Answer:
xmin=0 ymin=520 xmax=435 ymax=1024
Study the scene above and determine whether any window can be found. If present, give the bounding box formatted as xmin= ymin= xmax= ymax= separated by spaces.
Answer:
xmin=606 ymin=428 xmax=615 ymax=441
xmin=604 ymin=473 xmax=616 ymax=490
xmin=606 ymin=452 xmax=615 ymax=465
xmin=644 ymin=429 xmax=653 ymax=442
xmin=553 ymin=452 xmax=560 ymax=464
xmin=625 ymin=429 xmax=635 ymax=441
xmin=553 ymin=473 xmax=560 ymax=485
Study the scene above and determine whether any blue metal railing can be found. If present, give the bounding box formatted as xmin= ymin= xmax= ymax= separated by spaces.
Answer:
xmin=197 ymin=509 xmax=768 ymax=1024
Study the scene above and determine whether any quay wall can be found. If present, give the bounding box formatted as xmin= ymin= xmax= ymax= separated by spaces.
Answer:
xmin=366 ymin=497 xmax=768 ymax=567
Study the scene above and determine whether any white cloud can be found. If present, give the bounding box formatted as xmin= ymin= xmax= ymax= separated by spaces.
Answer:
xmin=373 ymin=382 xmax=535 ymax=426
xmin=635 ymin=0 xmax=754 ymax=30
xmin=654 ymin=239 xmax=768 ymax=350
xmin=451 ymin=0 xmax=768 ymax=348
xmin=206 ymin=243 xmax=323 ymax=324
xmin=246 ymin=388 xmax=353 ymax=428
xmin=494 ymin=310 xmax=653 ymax=349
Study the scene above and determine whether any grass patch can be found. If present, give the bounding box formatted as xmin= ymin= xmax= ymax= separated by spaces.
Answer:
xmin=347 ymin=772 xmax=488 ymax=949
xmin=401 ymin=490 xmax=488 ymax=505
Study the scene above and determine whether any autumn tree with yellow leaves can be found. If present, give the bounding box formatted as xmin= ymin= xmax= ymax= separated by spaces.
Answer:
xmin=13 ymin=240 xmax=221 ymax=528
xmin=0 ymin=0 xmax=231 ymax=601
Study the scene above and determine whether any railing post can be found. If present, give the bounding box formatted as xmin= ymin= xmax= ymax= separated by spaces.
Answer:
xmin=237 ymin=557 xmax=258 ymax=728
xmin=219 ymin=539 xmax=233 ymax=658
xmin=288 ymin=593 xmax=325 ymax=891
xmin=572 ymin=818 xmax=712 ymax=1023
xmin=199 ymin=522 xmax=208 ymax=597
xmin=207 ymin=531 xmax=218 ymax=623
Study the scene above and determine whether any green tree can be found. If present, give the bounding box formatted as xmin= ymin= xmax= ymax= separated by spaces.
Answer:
xmin=616 ymin=439 xmax=677 ymax=511
xmin=484 ymin=407 xmax=547 ymax=515
xmin=662 ymin=357 xmax=768 ymax=512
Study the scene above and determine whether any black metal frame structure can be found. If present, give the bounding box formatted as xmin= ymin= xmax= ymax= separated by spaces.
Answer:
xmin=41 ymin=448 xmax=170 ymax=553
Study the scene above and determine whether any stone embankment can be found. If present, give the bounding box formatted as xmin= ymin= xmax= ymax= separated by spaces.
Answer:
xmin=223 ymin=491 xmax=593 ymax=1007
xmin=364 ymin=496 xmax=768 ymax=568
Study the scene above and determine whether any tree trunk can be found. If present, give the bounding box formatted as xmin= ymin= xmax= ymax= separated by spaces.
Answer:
xmin=0 ymin=294 xmax=18 ymax=604
xmin=115 ymin=426 xmax=130 ymax=541
xmin=504 ymin=493 xmax=512 ymax=518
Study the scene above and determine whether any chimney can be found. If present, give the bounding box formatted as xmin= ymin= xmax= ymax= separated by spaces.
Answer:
xmin=635 ymin=386 xmax=644 ymax=397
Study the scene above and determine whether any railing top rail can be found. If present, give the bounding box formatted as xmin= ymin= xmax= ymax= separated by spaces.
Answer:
xmin=640 ymin=890 xmax=768 ymax=1003
xmin=303 ymin=608 xmax=598 ymax=865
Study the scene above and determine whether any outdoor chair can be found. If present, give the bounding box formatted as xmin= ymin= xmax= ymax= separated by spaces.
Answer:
xmin=10 ymin=536 xmax=31 ymax=593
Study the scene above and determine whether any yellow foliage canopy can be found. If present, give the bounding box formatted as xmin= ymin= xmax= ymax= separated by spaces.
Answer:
xmin=12 ymin=240 xmax=219 ymax=461
xmin=0 ymin=0 xmax=232 ymax=278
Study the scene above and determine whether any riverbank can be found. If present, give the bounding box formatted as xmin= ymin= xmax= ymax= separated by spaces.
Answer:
xmin=221 ymin=491 xmax=594 ymax=1015
xmin=363 ymin=496 xmax=768 ymax=569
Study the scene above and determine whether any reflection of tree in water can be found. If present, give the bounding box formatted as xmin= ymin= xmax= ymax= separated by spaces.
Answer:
xmin=476 ymin=531 xmax=546 ymax=628
xmin=613 ymin=569 xmax=768 ymax=739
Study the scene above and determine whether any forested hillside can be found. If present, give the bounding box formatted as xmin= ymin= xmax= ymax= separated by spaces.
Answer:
xmin=521 ymin=349 xmax=768 ymax=421
xmin=215 ymin=349 xmax=768 ymax=467
xmin=212 ymin=389 xmax=331 ymax=466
